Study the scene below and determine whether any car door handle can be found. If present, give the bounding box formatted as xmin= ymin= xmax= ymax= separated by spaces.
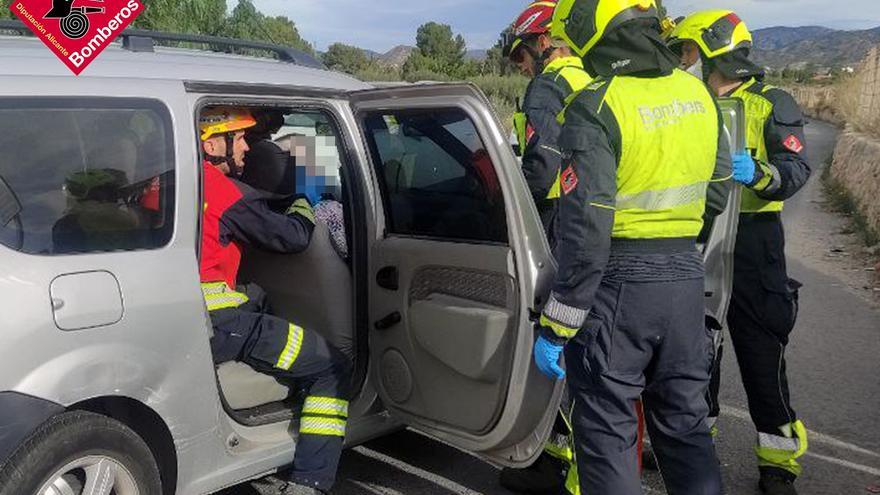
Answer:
xmin=376 ymin=266 xmax=399 ymax=291
xmin=374 ymin=311 xmax=401 ymax=330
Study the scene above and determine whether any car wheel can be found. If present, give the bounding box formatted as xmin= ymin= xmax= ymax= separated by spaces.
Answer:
xmin=0 ymin=410 xmax=162 ymax=495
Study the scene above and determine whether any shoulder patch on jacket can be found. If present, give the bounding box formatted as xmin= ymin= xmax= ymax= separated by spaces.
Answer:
xmin=560 ymin=164 xmax=579 ymax=195
xmin=782 ymin=134 xmax=804 ymax=154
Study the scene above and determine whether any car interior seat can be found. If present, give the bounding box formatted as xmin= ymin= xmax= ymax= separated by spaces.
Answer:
xmin=217 ymin=126 xmax=355 ymax=411
xmin=51 ymin=130 xmax=143 ymax=254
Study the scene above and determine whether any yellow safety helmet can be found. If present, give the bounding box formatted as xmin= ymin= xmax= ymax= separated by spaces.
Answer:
xmin=551 ymin=0 xmax=659 ymax=58
xmin=199 ymin=107 xmax=257 ymax=142
xmin=666 ymin=10 xmax=752 ymax=59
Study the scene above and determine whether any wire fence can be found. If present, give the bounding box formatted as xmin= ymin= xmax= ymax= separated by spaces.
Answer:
xmin=790 ymin=45 xmax=880 ymax=136
xmin=855 ymin=46 xmax=880 ymax=130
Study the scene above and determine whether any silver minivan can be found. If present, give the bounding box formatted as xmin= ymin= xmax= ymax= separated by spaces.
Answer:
xmin=0 ymin=27 xmax=742 ymax=495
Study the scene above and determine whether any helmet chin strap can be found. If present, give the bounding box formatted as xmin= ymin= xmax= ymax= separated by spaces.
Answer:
xmin=206 ymin=133 xmax=241 ymax=178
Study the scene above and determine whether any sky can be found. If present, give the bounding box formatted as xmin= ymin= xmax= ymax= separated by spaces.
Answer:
xmin=251 ymin=0 xmax=880 ymax=53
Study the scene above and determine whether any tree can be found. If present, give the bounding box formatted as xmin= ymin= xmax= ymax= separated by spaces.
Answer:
xmin=403 ymin=21 xmax=473 ymax=80
xmin=261 ymin=15 xmax=314 ymax=55
xmin=481 ymin=38 xmax=518 ymax=76
xmin=415 ymin=22 xmax=466 ymax=67
xmin=324 ymin=43 xmax=370 ymax=75
xmin=227 ymin=0 xmax=313 ymax=55
xmin=0 ymin=0 xmax=13 ymax=20
xmin=132 ymin=0 xmax=228 ymax=36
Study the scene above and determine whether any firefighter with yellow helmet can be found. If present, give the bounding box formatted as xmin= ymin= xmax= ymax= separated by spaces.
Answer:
xmin=534 ymin=0 xmax=733 ymax=493
xmin=668 ymin=11 xmax=811 ymax=495
xmin=199 ymin=107 xmax=351 ymax=495
xmin=498 ymin=5 xmax=591 ymax=492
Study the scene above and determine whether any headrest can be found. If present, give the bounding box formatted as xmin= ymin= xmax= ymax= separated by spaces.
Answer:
xmin=241 ymin=139 xmax=296 ymax=197
xmin=248 ymin=110 xmax=285 ymax=140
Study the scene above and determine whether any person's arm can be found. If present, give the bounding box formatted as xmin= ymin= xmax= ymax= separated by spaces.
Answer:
xmin=220 ymin=187 xmax=315 ymax=254
xmin=521 ymin=76 xmax=568 ymax=203
xmin=748 ymin=89 xmax=812 ymax=200
xmin=539 ymin=87 xmax=619 ymax=342
xmin=705 ymin=99 xmax=733 ymax=219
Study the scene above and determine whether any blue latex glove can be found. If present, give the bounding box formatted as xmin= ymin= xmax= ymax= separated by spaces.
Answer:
xmin=732 ymin=151 xmax=757 ymax=185
xmin=534 ymin=335 xmax=566 ymax=380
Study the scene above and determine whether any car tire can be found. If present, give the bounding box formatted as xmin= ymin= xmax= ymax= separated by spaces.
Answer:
xmin=0 ymin=410 xmax=162 ymax=495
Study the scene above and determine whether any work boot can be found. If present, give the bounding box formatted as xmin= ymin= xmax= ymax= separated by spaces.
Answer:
xmin=759 ymin=471 xmax=798 ymax=495
xmin=499 ymin=452 xmax=567 ymax=494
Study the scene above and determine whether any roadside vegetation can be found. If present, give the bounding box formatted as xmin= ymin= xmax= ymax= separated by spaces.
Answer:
xmin=836 ymin=69 xmax=880 ymax=137
xmin=822 ymin=161 xmax=880 ymax=248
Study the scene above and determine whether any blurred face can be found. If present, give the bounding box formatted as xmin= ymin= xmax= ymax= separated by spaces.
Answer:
xmin=678 ymin=40 xmax=702 ymax=70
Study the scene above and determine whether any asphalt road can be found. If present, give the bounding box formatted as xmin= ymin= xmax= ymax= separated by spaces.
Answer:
xmin=234 ymin=120 xmax=880 ymax=495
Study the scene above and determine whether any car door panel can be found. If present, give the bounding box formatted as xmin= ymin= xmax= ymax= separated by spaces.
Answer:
xmin=410 ymin=293 xmax=511 ymax=382
xmin=371 ymin=236 xmax=519 ymax=434
xmin=703 ymin=97 xmax=745 ymax=327
xmin=350 ymin=84 xmax=560 ymax=464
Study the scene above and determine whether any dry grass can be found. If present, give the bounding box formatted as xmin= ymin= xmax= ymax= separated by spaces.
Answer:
xmin=835 ymin=72 xmax=880 ymax=136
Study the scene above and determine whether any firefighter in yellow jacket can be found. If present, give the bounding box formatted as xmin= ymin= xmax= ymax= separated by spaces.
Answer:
xmin=536 ymin=1 xmax=734 ymax=493
xmin=668 ymin=11 xmax=811 ymax=495
xmin=500 ymin=3 xmax=591 ymax=492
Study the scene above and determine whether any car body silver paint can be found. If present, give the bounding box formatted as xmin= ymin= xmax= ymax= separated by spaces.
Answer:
xmin=0 ymin=35 xmax=736 ymax=493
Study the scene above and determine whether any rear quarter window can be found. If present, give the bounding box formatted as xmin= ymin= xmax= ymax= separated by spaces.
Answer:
xmin=0 ymin=98 xmax=175 ymax=255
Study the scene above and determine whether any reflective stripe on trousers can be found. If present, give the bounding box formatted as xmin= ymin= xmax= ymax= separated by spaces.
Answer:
xmin=756 ymin=420 xmax=808 ymax=476
xmin=300 ymin=396 xmax=349 ymax=437
xmin=276 ymin=324 xmax=305 ymax=370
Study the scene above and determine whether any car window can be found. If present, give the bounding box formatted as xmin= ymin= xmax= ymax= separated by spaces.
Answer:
xmin=0 ymin=99 xmax=175 ymax=255
xmin=362 ymin=108 xmax=507 ymax=244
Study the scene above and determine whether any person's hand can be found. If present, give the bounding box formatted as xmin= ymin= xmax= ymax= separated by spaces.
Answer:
xmin=534 ymin=334 xmax=565 ymax=380
xmin=287 ymin=197 xmax=315 ymax=224
xmin=732 ymin=151 xmax=757 ymax=185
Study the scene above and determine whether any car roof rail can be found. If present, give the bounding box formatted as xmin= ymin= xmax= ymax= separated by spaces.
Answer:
xmin=0 ymin=19 xmax=325 ymax=70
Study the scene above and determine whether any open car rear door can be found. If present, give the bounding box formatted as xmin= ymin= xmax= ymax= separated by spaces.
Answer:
xmin=348 ymin=83 xmax=561 ymax=466
xmin=702 ymin=97 xmax=745 ymax=329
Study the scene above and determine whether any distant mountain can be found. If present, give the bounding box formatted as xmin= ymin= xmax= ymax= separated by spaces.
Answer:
xmin=362 ymin=49 xmax=383 ymax=60
xmin=752 ymin=26 xmax=880 ymax=69
xmin=466 ymin=49 xmax=488 ymax=61
xmin=752 ymin=26 xmax=836 ymax=51
xmin=378 ymin=45 xmax=416 ymax=67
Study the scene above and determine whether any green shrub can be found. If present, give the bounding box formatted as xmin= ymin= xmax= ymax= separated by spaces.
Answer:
xmin=467 ymin=75 xmax=529 ymax=132
xmin=355 ymin=64 xmax=404 ymax=82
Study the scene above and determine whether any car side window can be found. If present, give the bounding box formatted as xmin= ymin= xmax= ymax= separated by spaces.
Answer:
xmin=0 ymin=98 xmax=175 ymax=255
xmin=362 ymin=108 xmax=507 ymax=244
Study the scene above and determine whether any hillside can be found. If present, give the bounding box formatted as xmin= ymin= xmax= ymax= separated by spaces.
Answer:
xmin=344 ymin=24 xmax=880 ymax=72
xmin=466 ymin=49 xmax=488 ymax=61
xmin=752 ymin=26 xmax=880 ymax=69
xmin=378 ymin=45 xmax=416 ymax=67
